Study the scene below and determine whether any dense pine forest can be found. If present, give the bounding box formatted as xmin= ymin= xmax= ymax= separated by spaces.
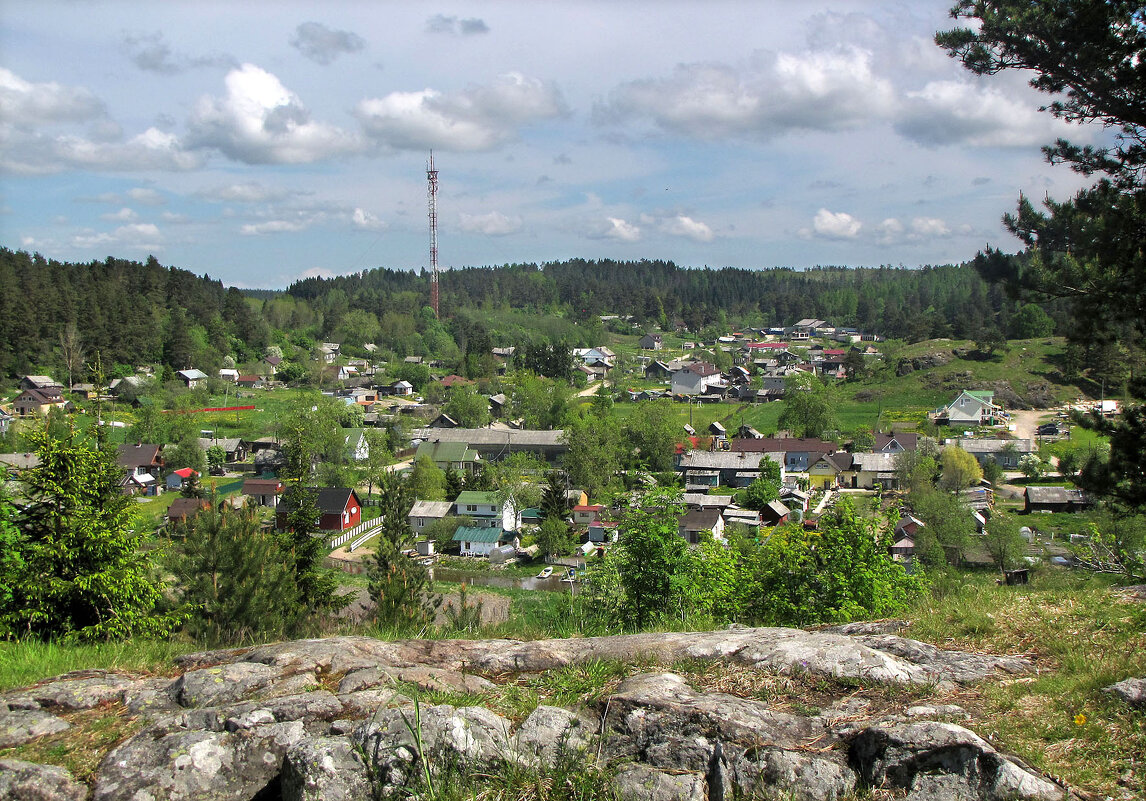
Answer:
xmin=0 ymin=247 xmax=1073 ymax=382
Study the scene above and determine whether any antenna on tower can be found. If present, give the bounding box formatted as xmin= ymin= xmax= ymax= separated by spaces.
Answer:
xmin=426 ymin=150 xmax=440 ymax=319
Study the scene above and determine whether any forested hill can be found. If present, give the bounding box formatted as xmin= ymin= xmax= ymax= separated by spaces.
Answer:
xmin=0 ymin=248 xmax=1065 ymax=381
xmin=288 ymin=258 xmax=1064 ymax=341
xmin=0 ymin=248 xmax=268 ymax=378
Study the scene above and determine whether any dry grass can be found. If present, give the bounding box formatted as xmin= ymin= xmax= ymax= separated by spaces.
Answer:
xmin=0 ymin=701 xmax=144 ymax=783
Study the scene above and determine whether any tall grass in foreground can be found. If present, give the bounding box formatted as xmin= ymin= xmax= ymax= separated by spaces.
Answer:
xmin=907 ymin=567 xmax=1146 ymax=796
xmin=0 ymin=638 xmax=202 ymax=692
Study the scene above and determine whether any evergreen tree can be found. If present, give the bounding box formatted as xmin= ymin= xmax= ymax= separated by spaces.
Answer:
xmin=5 ymin=426 xmax=184 ymax=640
xmin=278 ymin=404 xmax=342 ymax=614
xmin=170 ymin=500 xmax=301 ymax=643
xmin=368 ymin=470 xmax=440 ymax=630
xmin=540 ymin=471 xmax=568 ymax=520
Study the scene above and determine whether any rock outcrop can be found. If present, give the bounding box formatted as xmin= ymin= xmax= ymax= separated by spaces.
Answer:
xmin=0 ymin=627 xmax=1066 ymax=801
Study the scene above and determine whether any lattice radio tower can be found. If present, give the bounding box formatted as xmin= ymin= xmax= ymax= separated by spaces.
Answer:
xmin=427 ymin=150 xmax=440 ymax=318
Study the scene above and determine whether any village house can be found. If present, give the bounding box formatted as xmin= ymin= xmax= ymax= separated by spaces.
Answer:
xmin=117 ymin=443 xmax=164 ymax=497
xmin=671 ymin=362 xmax=725 ymax=396
xmin=806 ymin=453 xmax=851 ymax=490
xmin=0 ymin=408 xmax=11 ymax=435
xmin=676 ymin=450 xmax=785 ymax=489
xmin=276 ymin=487 xmax=362 ymax=532
xmin=572 ymin=504 xmax=606 ymax=526
xmin=166 ymin=498 xmax=211 ymax=525
xmin=408 ymin=500 xmax=454 ymax=536
xmin=242 ymin=478 xmax=283 ymax=507
xmin=874 ymin=432 xmax=918 ymax=453
xmin=409 ymin=427 xmax=568 ymax=463
xmin=454 ymin=490 xmax=521 ymax=531
xmin=1024 ymin=486 xmax=1093 ymax=513
xmin=845 ymin=452 xmax=900 ymax=490
xmin=19 ymin=375 xmax=64 ymax=392
xmin=644 ymin=360 xmax=673 ymax=381
xmin=677 ymin=508 xmax=725 ymax=544
xmin=453 ymin=526 xmax=520 ymax=558
xmin=729 ymin=437 xmax=837 ymax=472
xmin=342 ymin=428 xmax=370 ymax=461
xmin=198 ymin=437 xmax=248 ymax=463
xmin=165 ymin=467 xmax=198 ymax=492
xmin=952 ymin=438 xmax=1036 ymax=469
xmin=13 ymin=386 xmax=68 ymax=417
xmin=218 ymin=368 xmax=239 ymax=382
xmin=933 ymin=390 xmax=1004 ymax=426
xmin=758 ymin=500 xmax=791 ymax=527
xmin=176 ymin=369 xmax=208 ymax=389
xmin=638 ymin=333 xmax=664 ymax=350
xmin=786 ymin=319 xmax=826 ymax=340
xmin=415 ymin=440 xmax=481 ymax=475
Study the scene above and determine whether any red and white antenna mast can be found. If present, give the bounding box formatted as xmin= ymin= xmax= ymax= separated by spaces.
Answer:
xmin=427 ymin=150 xmax=440 ymax=318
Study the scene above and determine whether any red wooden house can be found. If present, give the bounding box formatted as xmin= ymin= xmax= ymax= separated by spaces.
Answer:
xmin=276 ymin=487 xmax=362 ymax=532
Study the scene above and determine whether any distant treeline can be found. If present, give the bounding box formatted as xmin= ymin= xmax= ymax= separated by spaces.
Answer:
xmin=290 ymin=258 xmax=1067 ymax=341
xmin=0 ymin=248 xmax=1065 ymax=381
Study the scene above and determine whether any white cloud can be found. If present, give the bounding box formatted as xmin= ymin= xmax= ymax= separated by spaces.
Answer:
xmin=812 ymin=208 xmax=862 ymax=239
xmin=351 ymin=207 xmax=385 ymax=230
xmin=101 ymin=207 xmax=138 ymax=222
xmin=199 ymin=182 xmax=291 ymax=203
xmin=3 ymin=126 xmax=201 ymax=174
xmin=0 ymin=67 xmax=105 ymax=125
xmin=239 ymin=219 xmax=312 ymax=235
xmin=127 ymin=187 xmax=165 ymax=205
xmin=587 ymin=217 xmax=641 ymax=242
xmin=355 ymin=72 xmax=567 ymax=152
xmin=72 ymin=222 xmax=163 ymax=251
xmin=658 ymin=214 xmax=714 ymax=242
xmin=896 ymin=80 xmax=1077 ymax=148
xmin=910 ymin=216 xmax=950 ymax=236
xmin=290 ymin=22 xmax=366 ymax=65
xmin=459 ymin=210 xmax=522 ymax=236
xmin=594 ymin=47 xmax=894 ymax=139
xmin=188 ymin=63 xmax=360 ymax=163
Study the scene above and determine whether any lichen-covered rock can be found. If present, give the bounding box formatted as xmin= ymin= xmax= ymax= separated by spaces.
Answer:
xmin=514 ymin=704 xmax=593 ymax=765
xmin=1103 ymin=677 xmax=1146 ymax=709
xmin=171 ymin=662 xmax=283 ymax=707
xmin=729 ymin=747 xmax=856 ymax=801
xmin=24 ymin=670 xmax=138 ymax=710
xmin=849 ymin=721 xmax=1064 ymax=800
xmin=604 ymin=673 xmax=817 ymax=755
xmin=280 ymin=736 xmax=372 ymax=801
xmin=338 ymin=664 xmax=495 ymax=695
xmin=852 ymin=634 xmax=1031 ymax=683
xmin=0 ymin=708 xmax=70 ymax=748
xmin=614 ymin=763 xmax=706 ymax=801
xmin=352 ymin=703 xmax=515 ymax=791
xmin=93 ymin=720 xmax=306 ymax=801
xmin=0 ymin=758 xmax=88 ymax=801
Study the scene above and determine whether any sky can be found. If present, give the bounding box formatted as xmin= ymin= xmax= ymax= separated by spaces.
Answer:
xmin=0 ymin=1 xmax=1100 ymax=289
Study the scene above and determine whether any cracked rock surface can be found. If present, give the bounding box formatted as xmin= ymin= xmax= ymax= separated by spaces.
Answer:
xmin=0 ymin=627 xmax=1065 ymax=801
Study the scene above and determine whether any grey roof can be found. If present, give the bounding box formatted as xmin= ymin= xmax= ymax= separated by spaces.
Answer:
xmin=953 ymin=438 xmax=1035 ymax=454
xmin=850 ymin=452 xmax=900 ymax=472
xmin=1026 ymin=486 xmax=1090 ymax=504
xmin=410 ymin=427 xmax=566 ymax=449
xmin=682 ymin=493 xmax=736 ymax=508
xmin=678 ymin=451 xmax=783 ymax=471
xmin=177 ymin=369 xmax=208 ymax=380
xmin=679 ymin=507 xmax=722 ymax=531
xmin=409 ymin=500 xmax=454 ymax=518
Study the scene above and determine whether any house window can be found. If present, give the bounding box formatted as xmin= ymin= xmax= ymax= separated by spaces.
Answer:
xmin=467 ymin=504 xmax=477 ymax=512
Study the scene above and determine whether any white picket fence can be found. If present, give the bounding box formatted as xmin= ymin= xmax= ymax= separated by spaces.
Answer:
xmin=328 ymin=517 xmax=377 ymax=550
xmin=348 ymin=523 xmax=383 ymax=552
